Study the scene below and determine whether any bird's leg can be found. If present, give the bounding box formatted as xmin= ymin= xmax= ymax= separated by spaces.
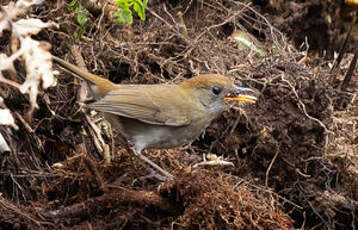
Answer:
xmin=133 ymin=148 xmax=174 ymax=180
xmin=133 ymin=167 xmax=168 ymax=183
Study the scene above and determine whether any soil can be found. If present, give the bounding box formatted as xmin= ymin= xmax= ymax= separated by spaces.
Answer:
xmin=0 ymin=0 xmax=357 ymax=229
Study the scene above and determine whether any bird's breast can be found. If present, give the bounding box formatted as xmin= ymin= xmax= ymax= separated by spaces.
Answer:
xmin=106 ymin=112 xmax=214 ymax=151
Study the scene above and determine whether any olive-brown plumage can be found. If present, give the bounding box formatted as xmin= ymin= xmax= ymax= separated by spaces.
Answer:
xmin=53 ymin=56 xmax=256 ymax=179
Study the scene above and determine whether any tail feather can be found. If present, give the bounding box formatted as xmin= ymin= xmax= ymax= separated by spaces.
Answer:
xmin=52 ymin=56 xmax=117 ymax=97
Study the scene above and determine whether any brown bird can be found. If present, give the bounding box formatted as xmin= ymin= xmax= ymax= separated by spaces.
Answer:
xmin=53 ymin=56 xmax=257 ymax=180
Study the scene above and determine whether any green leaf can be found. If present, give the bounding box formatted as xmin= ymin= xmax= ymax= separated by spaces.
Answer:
xmin=75 ymin=26 xmax=86 ymax=40
xmin=116 ymin=0 xmax=130 ymax=9
xmin=77 ymin=12 xmax=88 ymax=26
xmin=115 ymin=13 xmax=126 ymax=24
xmin=122 ymin=8 xmax=133 ymax=24
xmin=133 ymin=0 xmax=145 ymax=21
xmin=232 ymin=30 xmax=265 ymax=57
xmin=115 ymin=8 xmax=133 ymax=24
xmin=114 ymin=12 xmax=121 ymax=18
xmin=116 ymin=0 xmax=147 ymax=24
xmin=67 ymin=0 xmax=88 ymax=39
xmin=68 ymin=0 xmax=79 ymax=12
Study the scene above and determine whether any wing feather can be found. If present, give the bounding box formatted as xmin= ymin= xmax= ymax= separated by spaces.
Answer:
xmin=88 ymin=85 xmax=192 ymax=126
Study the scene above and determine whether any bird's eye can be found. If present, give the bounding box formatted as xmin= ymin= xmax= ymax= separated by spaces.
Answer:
xmin=212 ymin=86 xmax=222 ymax=95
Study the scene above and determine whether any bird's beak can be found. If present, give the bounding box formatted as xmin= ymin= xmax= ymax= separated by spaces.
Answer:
xmin=224 ymin=87 xmax=257 ymax=103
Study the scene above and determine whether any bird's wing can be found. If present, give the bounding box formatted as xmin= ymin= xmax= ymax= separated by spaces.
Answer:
xmin=88 ymin=85 xmax=192 ymax=126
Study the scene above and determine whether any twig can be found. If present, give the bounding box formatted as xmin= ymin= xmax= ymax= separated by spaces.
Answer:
xmin=0 ymin=196 xmax=46 ymax=227
xmin=330 ymin=24 xmax=352 ymax=74
xmin=241 ymin=178 xmax=303 ymax=210
xmin=83 ymin=114 xmax=103 ymax=152
xmin=300 ymin=211 xmax=306 ymax=230
xmin=352 ymin=199 xmax=357 ymax=230
xmin=43 ymin=187 xmax=173 ymax=219
xmin=281 ymin=73 xmax=334 ymax=135
xmin=341 ymin=51 xmax=357 ymax=91
xmin=234 ymin=1 xmax=288 ymax=53
xmin=67 ymin=47 xmax=111 ymax=163
xmin=10 ymin=173 xmax=27 ymax=200
xmin=147 ymin=7 xmax=190 ymax=44
xmin=265 ymin=148 xmax=279 ymax=187
xmin=70 ymin=45 xmax=88 ymax=103
xmin=0 ymin=75 xmax=21 ymax=89
xmin=82 ymin=156 xmax=104 ymax=189
xmin=281 ymin=157 xmax=311 ymax=178
xmin=193 ymin=3 xmax=250 ymax=42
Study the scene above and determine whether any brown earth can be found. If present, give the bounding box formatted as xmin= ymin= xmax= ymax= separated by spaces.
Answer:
xmin=0 ymin=0 xmax=357 ymax=229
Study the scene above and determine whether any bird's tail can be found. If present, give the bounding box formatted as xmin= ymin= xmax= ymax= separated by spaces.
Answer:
xmin=52 ymin=56 xmax=116 ymax=97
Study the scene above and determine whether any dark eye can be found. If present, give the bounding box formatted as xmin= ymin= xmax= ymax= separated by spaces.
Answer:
xmin=212 ymin=86 xmax=222 ymax=95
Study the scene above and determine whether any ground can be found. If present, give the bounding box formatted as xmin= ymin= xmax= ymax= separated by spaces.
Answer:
xmin=0 ymin=0 xmax=357 ymax=229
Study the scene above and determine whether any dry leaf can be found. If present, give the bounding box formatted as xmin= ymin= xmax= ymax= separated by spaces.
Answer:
xmin=13 ymin=18 xmax=54 ymax=36
xmin=20 ymin=38 xmax=57 ymax=108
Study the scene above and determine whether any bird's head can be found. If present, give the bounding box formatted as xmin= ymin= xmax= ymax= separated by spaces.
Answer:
xmin=179 ymin=74 xmax=257 ymax=115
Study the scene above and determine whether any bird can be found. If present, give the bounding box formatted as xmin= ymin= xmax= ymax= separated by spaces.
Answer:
xmin=52 ymin=56 xmax=257 ymax=180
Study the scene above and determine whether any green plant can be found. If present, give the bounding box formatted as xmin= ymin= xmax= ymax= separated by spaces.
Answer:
xmin=114 ymin=0 xmax=148 ymax=24
xmin=68 ymin=0 xmax=88 ymax=39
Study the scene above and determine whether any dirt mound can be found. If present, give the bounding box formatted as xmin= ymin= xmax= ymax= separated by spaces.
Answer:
xmin=38 ymin=171 xmax=293 ymax=229
xmin=253 ymin=0 xmax=358 ymax=56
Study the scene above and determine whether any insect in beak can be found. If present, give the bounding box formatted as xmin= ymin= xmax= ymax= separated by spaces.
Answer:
xmin=224 ymin=87 xmax=257 ymax=103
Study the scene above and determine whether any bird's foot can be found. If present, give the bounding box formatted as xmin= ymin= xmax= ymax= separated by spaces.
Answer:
xmin=134 ymin=151 xmax=174 ymax=181
xmin=133 ymin=167 xmax=172 ymax=183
